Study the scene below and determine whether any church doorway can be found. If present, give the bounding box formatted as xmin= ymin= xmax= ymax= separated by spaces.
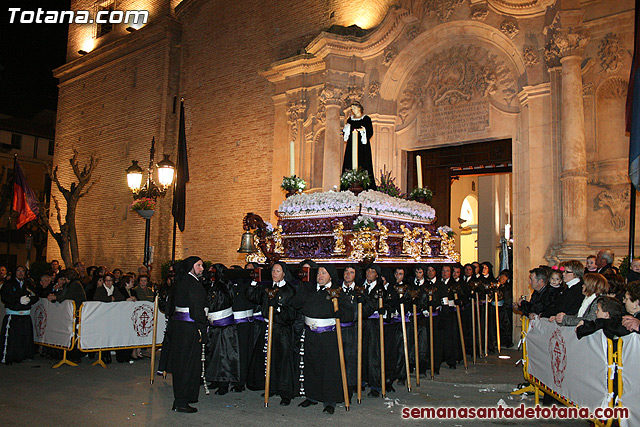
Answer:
xmin=408 ymin=139 xmax=512 ymax=269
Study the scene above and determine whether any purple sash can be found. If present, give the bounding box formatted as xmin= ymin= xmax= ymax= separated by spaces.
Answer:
xmin=234 ymin=316 xmax=253 ymax=324
xmin=305 ymin=324 xmax=336 ymax=333
xmin=340 ymin=321 xmax=355 ymax=328
xmin=209 ymin=315 xmax=235 ymax=327
xmin=174 ymin=311 xmax=195 ymax=322
xmin=254 ymin=314 xmax=266 ymax=322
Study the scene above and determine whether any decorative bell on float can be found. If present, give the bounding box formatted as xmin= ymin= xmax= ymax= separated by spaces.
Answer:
xmin=237 ymin=231 xmax=257 ymax=253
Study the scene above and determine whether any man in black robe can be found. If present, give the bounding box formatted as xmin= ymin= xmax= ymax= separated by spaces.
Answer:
xmin=337 ymin=264 xmax=360 ymax=394
xmin=293 ymin=264 xmax=353 ymax=414
xmin=0 ymin=266 xmax=38 ymax=364
xmin=246 ymin=261 xmax=297 ymax=406
xmin=166 ymin=256 xmax=207 ymax=413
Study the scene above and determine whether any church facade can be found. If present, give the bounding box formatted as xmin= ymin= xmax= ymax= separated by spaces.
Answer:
xmin=51 ymin=0 xmax=636 ymax=298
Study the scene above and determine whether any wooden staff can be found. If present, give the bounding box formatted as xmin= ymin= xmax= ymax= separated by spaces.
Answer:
xmin=357 ymin=300 xmax=363 ymax=403
xmin=475 ymin=293 xmax=483 ymax=357
xmin=264 ymin=287 xmax=279 ymax=407
xmin=484 ymin=293 xmax=489 ymax=357
xmin=329 ymin=288 xmax=350 ymax=412
xmin=378 ymin=292 xmax=386 ymax=397
xmin=150 ymin=293 xmax=159 ymax=384
xmin=471 ymin=294 xmax=477 ymax=364
xmin=426 ymin=287 xmax=435 ymax=380
xmin=494 ymin=289 xmax=501 ymax=354
xmin=409 ymin=289 xmax=420 ymax=386
xmin=453 ymin=291 xmax=468 ymax=370
xmin=396 ymin=285 xmax=411 ymax=392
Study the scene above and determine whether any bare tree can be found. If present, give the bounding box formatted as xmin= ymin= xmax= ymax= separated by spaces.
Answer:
xmin=39 ymin=149 xmax=99 ymax=267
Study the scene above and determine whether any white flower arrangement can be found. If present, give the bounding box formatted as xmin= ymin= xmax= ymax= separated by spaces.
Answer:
xmin=438 ymin=225 xmax=455 ymax=238
xmin=278 ymin=189 xmax=436 ymax=221
xmin=353 ymin=215 xmax=376 ymax=230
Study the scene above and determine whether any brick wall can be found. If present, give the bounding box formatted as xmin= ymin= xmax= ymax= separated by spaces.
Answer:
xmin=50 ymin=0 xmax=394 ymax=272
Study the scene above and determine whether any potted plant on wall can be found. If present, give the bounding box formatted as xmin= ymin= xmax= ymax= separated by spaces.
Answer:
xmin=281 ymin=175 xmax=307 ymax=198
xmin=340 ymin=169 xmax=371 ymax=196
xmin=130 ymin=197 xmax=156 ymax=219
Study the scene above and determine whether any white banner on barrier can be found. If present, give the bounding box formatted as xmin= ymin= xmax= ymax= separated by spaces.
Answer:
xmin=78 ymin=301 xmax=166 ymax=350
xmin=619 ymin=334 xmax=640 ymax=427
xmin=526 ymin=318 xmax=609 ymax=409
xmin=30 ymin=298 xmax=75 ymax=349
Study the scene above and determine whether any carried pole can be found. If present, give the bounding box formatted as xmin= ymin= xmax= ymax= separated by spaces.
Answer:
xmin=397 ymin=286 xmax=411 ymax=392
xmin=494 ymin=289 xmax=502 ymax=354
xmin=330 ymin=289 xmax=350 ymax=411
xmin=427 ymin=289 xmax=435 ymax=380
xmin=412 ymin=301 xmax=420 ymax=386
xmin=264 ymin=304 xmax=275 ymax=407
xmin=378 ymin=293 xmax=386 ymax=397
xmin=471 ymin=294 xmax=477 ymax=364
xmin=629 ymin=182 xmax=636 ymax=260
xmin=475 ymin=293 xmax=483 ymax=357
xmin=484 ymin=293 xmax=489 ymax=356
xmin=357 ymin=300 xmax=363 ymax=403
xmin=453 ymin=291 xmax=468 ymax=370
xmin=150 ymin=293 xmax=160 ymax=384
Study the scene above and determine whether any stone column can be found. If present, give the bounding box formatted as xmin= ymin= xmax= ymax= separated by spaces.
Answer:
xmin=320 ymin=84 xmax=344 ymax=191
xmin=560 ymin=53 xmax=588 ymax=246
xmin=546 ymin=14 xmax=591 ymax=258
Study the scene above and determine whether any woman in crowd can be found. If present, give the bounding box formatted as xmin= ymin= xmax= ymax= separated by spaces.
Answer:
xmin=93 ymin=273 xmax=125 ymax=303
xmin=622 ymin=281 xmax=640 ymax=333
xmin=550 ymin=272 xmax=608 ymax=326
xmin=135 ymin=274 xmax=155 ymax=302
xmin=551 ymin=260 xmax=586 ymax=316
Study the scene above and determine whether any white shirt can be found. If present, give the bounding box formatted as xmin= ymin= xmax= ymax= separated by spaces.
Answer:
xmin=317 ymin=281 xmax=332 ymax=292
xmin=365 ymin=280 xmax=377 ymax=294
xmin=342 ymin=282 xmax=355 ymax=293
xmin=274 ymin=280 xmax=286 ymax=288
xmin=578 ymin=293 xmax=597 ymax=317
xmin=566 ymin=277 xmax=580 ymax=288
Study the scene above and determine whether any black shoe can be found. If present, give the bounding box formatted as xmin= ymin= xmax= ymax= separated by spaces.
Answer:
xmin=298 ymin=399 xmax=318 ymax=407
xmin=215 ymin=386 xmax=228 ymax=395
xmin=280 ymin=397 xmax=291 ymax=406
xmin=323 ymin=406 xmax=335 ymax=414
xmin=172 ymin=404 xmax=197 ymax=413
xmin=232 ymin=385 xmax=245 ymax=393
xmin=368 ymin=389 xmax=380 ymax=398
xmin=448 ymin=363 xmax=456 ymax=369
xmin=386 ymin=384 xmax=395 ymax=393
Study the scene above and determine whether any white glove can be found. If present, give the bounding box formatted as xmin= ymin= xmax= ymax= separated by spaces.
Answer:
xmin=359 ymin=128 xmax=367 ymax=144
xmin=20 ymin=295 xmax=30 ymax=305
xmin=342 ymin=123 xmax=351 ymax=141
xmin=250 ymin=280 xmax=258 ymax=287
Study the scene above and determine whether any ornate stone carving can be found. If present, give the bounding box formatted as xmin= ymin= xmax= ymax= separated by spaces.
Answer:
xmin=523 ymin=46 xmax=539 ymax=67
xmin=423 ymin=0 xmax=465 ymax=23
xmin=545 ymin=28 xmax=590 ymax=65
xmin=598 ymin=33 xmax=623 ymax=73
xmin=383 ymin=46 xmax=397 ymax=65
xmin=597 ymin=77 xmax=628 ymax=100
xmin=596 ymin=188 xmax=631 ymax=231
xmin=368 ymin=81 xmax=380 ymax=98
xmin=305 ymin=132 xmax=314 ymax=144
xmin=582 ymin=82 xmax=593 ymax=97
xmin=398 ymin=44 xmax=518 ymax=123
xmin=333 ymin=221 xmax=346 ymax=254
xmin=377 ymin=222 xmax=390 ymax=255
xmin=406 ymin=26 xmax=420 ymax=41
xmin=317 ymin=84 xmax=344 ymax=123
xmin=486 ymin=0 xmax=556 ymax=16
xmin=500 ymin=20 xmax=519 ymax=39
xmin=470 ymin=7 xmax=489 ymax=21
xmin=344 ymin=85 xmax=364 ymax=107
xmin=287 ymin=99 xmax=307 ymax=141
xmin=421 ymin=229 xmax=432 ymax=256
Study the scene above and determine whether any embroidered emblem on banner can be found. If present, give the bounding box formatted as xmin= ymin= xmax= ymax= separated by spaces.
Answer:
xmin=548 ymin=329 xmax=567 ymax=387
xmin=131 ymin=306 xmax=154 ymax=337
xmin=35 ymin=305 xmax=47 ymax=338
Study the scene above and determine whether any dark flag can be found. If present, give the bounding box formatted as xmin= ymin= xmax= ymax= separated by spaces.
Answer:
xmin=172 ymin=99 xmax=189 ymax=232
xmin=626 ymin=0 xmax=640 ymax=190
xmin=12 ymin=157 xmax=39 ymax=229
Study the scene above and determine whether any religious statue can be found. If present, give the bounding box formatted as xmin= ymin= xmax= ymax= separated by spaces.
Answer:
xmin=341 ymin=101 xmax=377 ymax=190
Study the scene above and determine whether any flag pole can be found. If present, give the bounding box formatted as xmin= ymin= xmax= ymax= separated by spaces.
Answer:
xmin=6 ymin=155 xmax=17 ymax=267
xmin=630 ymin=182 xmax=637 ymax=260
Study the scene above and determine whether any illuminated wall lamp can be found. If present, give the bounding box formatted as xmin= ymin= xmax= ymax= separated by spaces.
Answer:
xmin=78 ymin=50 xmax=88 ymax=55
xmin=126 ymin=26 xmax=137 ymax=33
